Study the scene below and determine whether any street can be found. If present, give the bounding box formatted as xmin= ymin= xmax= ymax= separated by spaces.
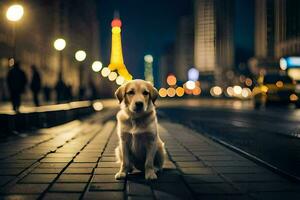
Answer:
xmin=1 ymin=98 xmax=300 ymax=200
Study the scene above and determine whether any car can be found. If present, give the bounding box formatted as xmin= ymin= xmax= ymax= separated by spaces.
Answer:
xmin=252 ymin=74 xmax=298 ymax=108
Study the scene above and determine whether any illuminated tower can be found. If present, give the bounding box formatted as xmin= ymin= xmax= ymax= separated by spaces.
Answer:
xmin=108 ymin=16 xmax=132 ymax=80
xmin=144 ymin=54 xmax=154 ymax=84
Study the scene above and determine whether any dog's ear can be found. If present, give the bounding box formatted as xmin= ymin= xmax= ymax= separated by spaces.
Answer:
xmin=115 ymin=85 xmax=125 ymax=103
xmin=147 ymin=82 xmax=158 ymax=103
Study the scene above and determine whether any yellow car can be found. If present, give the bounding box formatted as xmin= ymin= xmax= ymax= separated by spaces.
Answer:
xmin=252 ymin=74 xmax=298 ymax=108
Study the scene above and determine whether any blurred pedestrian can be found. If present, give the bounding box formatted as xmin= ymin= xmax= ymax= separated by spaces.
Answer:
xmin=55 ymin=76 xmax=67 ymax=103
xmin=6 ymin=61 xmax=27 ymax=112
xmin=30 ymin=65 xmax=41 ymax=106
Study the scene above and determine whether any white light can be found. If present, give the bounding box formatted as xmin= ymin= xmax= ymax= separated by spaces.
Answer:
xmin=101 ymin=67 xmax=110 ymax=77
xmin=116 ymin=76 xmax=125 ymax=85
xmin=6 ymin=4 xmax=24 ymax=22
xmin=188 ymin=68 xmax=199 ymax=81
xmin=226 ymin=87 xmax=234 ymax=97
xmin=75 ymin=50 xmax=86 ymax=62
xmin=280 ymin=58 xmax=287 ymax=70
xmin=108 ymin=72 xmax=118 ymax=81
xmin=92 ymin=102 xmax=103 ymax=111
xmin=210 ymin=86 xmax=222 ymax=97
xmin=233 ymin=85 xmax=242 ymax=95
xmin=242 ymin=88 xmax=251 ymax=98
xmin=144 ymin=54 xmax=153 ymax=63
xmin=92 ymin=61 xmax=103 ymax=72
xmin=186 ymin=80 xmax=196 ymax=90
xmin=53 ymin=38 xmax=66 ymax=51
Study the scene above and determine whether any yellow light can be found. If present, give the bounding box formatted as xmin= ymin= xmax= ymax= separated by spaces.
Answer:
xmin=233 ymin=85 xmax=242 ymax=95
xmin=53 ymin=38 xmax=66 ymax=51
xmin=186 ymin=81 xmax=196 ymax=90
xmin=159 ymin=88 xmax=167 ymax=97
xmin=192 ymin=87 xmax=201 ymax=96
xmin=101 ymin=67 xmax=111 ymax=77
xmin=108 ymin=18 xmax=132 ymax=80
xmin=176 ymin=87 xmax=185 ymax=97
xmin=116 ymin=76 xmax=125 ymax=85
xmin=92 ymin=102 xmax=103 ymax=111
xmin=210 ymin=86 xmax=222 ymax=97
xmin=144 ymin=55 xmax=153 ymax=63
xmin=226 ymin=87 xmax=234 ymax=97
xmin=261 ymin=85 xmax=268 ymax=93
xmin=167 ymin=75 xmax=177 ymax=86
xmin=75 ymin=50 xmax=86 ymax=62
xmin=290 ymin=94 xmax=298 ymax=101
xmin=108 ymin=71 xmax=118 ymax=81
xmin=6 ymin=4 xmax=24 ymax=22
xmin=167 ymin=88 xmax=176 ymax=97
xmin=276 ymin=81 xmax=283 ymax=88
xmin=245 ymin=78 xmax=252 ymax=87
xmin=242 ymin=88 xmax=251 ymax=98
xmin=92 ymin=61 xmax=103 ymax=72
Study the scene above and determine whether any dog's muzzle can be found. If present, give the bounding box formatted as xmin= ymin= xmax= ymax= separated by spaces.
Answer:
xmin=134 ymin=101 xmax=144 ymax=112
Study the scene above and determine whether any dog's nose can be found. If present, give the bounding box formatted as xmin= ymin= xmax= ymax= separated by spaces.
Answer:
xmin=135 ymin=101 xmax=144 ymax=110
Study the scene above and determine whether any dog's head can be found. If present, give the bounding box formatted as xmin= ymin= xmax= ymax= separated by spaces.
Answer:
xmin=115 ymin=79 xmax=158 ymax=114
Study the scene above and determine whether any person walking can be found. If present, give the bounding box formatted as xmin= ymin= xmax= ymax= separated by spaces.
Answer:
xmin=6 ymin=61 xmax=27 ymax=112
xmin=30 ymin=65 xmax=41 ymax=106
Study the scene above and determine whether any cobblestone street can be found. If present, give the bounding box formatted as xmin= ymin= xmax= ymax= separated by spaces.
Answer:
xmin=0 ymin=111 xmax=300 ymax=200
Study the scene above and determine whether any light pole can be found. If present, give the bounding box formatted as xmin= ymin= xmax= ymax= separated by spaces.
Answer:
xmin=6 ymin=4 xmax=24 ymax=61
xmin=75 ymin=50 xmax=86 ymax=100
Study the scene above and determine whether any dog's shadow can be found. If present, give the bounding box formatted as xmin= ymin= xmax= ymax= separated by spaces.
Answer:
xmin=126 ymin=168 xmax=193 ymax=200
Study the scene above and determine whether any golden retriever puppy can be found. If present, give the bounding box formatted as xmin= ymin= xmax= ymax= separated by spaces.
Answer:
xmin=114 ymin=79 xmax=165 ymax=180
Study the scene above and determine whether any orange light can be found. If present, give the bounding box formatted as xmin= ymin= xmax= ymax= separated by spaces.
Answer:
xmin=276 ymin=81 xmax=283 ymax=88
xmin=290 ymin=94 xmax=298 ymax=101
xmin=176 ymin=87 xmax=185 ymax=97
xmin=159 ymin=88 xmax=167 ymax=97
xmin=245 ymin=78 xmax=252 ymax=87
xmin=192 ymin=87 xmax=201 ymax=95
xmin=167 ymin=75 xmax=177 ymax=86
xmin=167 ymin=87 xmax=176 ymax=97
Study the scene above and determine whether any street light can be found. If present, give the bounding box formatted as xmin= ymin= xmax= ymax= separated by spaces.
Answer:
xmin=6 ymin=4 xmax=24 ymax=22
xmin=92 ymin=61 xmax=103 ymax=72
xmin=75 ymin=50 xmax=86 ymax=62
xmin=6 ymin=4 xmax=24 ymax=61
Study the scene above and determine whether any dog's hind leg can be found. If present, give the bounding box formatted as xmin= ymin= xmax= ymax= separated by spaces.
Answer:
xmin=154 ymin=142 xmax=165 ymax=172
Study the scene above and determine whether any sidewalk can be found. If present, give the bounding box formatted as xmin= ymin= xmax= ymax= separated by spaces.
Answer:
xmin=0 ymin=113 xmax=299 ymax=200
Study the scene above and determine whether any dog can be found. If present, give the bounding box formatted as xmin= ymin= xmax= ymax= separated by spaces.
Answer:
xmin=114 ymin=79 xmax=165 ymax=180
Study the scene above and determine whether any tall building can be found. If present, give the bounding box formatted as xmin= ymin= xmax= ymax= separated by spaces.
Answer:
xmin=159 ymin=43 xmax=175 ymax=88
xmin=0 ymin=0 xmax=101 ymax=102
xmin=194 ymin=0 xmax=235 ymax=85
xmin=174 ymin=15 xmax=194 ymax=82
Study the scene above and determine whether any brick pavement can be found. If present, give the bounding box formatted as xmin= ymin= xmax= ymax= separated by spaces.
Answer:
xmin=0 ymin=113 xmax=300 ymax=200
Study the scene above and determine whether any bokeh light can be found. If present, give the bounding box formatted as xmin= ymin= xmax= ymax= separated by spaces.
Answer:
xmin=53 ymin=38 xmax=66 ymax=51
xmin=116 ymin=76 xmax=125 ymax=85
xmin=226 ymin=87 xmax=234 ymax=97
xmin=144 ymin=54 xmax=153 ymax=63
xmin=241 ymin=88 xmax=251 ymax=98
xmin=159 ymin=88 xmax=167 ymax=97
xmin=176 ymin=87 xmax=185 ymax=97
xmin=6 ymin=4 xmax=24 ymax=22
xmin=75 ymin=50 xmax=86 ymax=62
xmin=92 ymin=102 xmax=103 ymax=111
xmin=108 ymin=71 xmax=118 ymax=81
xmin=186 ymin=80 xmax=196 ymax=90
xmin=101 ymin=67 xmax=111 ymax=77
xmin=92 ymin=61 xmax=103 ymax=72
xmin=167 ymin=88 xmax=176 ymax=97
xmin=167 ymin=75 xmax=177 ymax=86
xmin=192 ymin=87 xmax=201 ymax=95
xmin=245 ymin=78 xmax=252 ymax=87
xmin=188 ymin=68 xmax=199 ymax=81
xmin=276 ymin=81 xmax=283 ymax=88
xmin=233 ymin=85 xmax=242 ymax=95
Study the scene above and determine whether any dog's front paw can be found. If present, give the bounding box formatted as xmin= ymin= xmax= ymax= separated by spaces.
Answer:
xmin=115 ymin=171 xmax=126 ymax=180
xmin=145 ymin=170 xmax=157 ymax=180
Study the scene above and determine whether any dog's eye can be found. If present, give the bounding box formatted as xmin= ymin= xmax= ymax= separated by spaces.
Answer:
xmin=127 ymin=91 xmax=135 ymax=95
xmin=143 ymin=91 xmax=149 ymax=96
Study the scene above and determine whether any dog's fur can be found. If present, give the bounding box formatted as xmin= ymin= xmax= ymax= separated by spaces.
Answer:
xmin=114 ymin=79 xmax=165 ymax=180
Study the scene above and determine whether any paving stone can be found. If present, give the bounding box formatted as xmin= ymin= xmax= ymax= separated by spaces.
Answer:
xmin=224 ymin=173 xmax=285 ymax=182
xmin=40 ymin=157 xmax=72 ymax=163
xmin=94 ymin=168 xmax=119 ymax=174
xmin=46 ymin=153 xmax=76 ymax=158
xmin=128 ymin=196 xmax=155 ymax=200
xmin=31 ymin=168 xmax=63 ymax=174
xmin=43 ymin=192 xmax=81 ymax=200
xmin=56 ymin=174 xmax=91 ymax=183
xmin=0 ymin=169 xmax=24 ymax=176
xmin=19 ymin=174 xmax=57 ymax=183
xmin=152 ymin=182 xmax=193 ymax=200
xmin=205 ymin=161 xmax=256 ymax=167
xmin=251 ymin=191 xmax=300 ymax=200
xmin=153 ymin=190 xmax=182 ymax=200
xmin=236 ymin=182 xmax=300 ymax=192
xmin=73 ymin=157 xmax=98 ymax=162
xmin=68 ymin=163 xmax=96 ymax=168
xmin=0 ymin=184 xmax=48 ymax=194
xmin=50 ymin=183 xmax=87 ymax=192
xmin=183 ymin=174 xmax=224 ymax=183
xmin=180 ymin=167 xmax=214 ymax=175
xmin=0 ymin=176 xmax=14 ymax=186
xmin=196 ymin=194 xmax=252 ymax=200
xmin=171 ymin=156 xmax=198 ymax=162
xmin=92 ymin=175 xmax=124 ymax=183
xmin=127 ymin=181 xmax=152 ymax=196
xmin=64 ymin=168 xmax=93 ymax=174
xmin=0 ymin=194 xmax=39 ymax=200
xmin=97 ymin=162 xmax=119 ymax=168
xmin=100 ymin=157 xmax=116 ymax=162
xmin=190 ymin=183 xmax=240 ymax=194
xmin=89 ymin=183 xmax=124 ymax=191
xmin=37 ymin=163 xmax=68 ymax=168
xmin=214 ymin=166 xmax=266 ymax=174
xmin=176 ymin=161 xmax=205 ymax=168
xmin=84 ymin=191 xmax=124 ymax=200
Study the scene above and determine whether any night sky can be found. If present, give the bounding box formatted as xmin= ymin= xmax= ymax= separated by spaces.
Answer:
xmin=97 ymin=0 xmax=254 ymax=81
